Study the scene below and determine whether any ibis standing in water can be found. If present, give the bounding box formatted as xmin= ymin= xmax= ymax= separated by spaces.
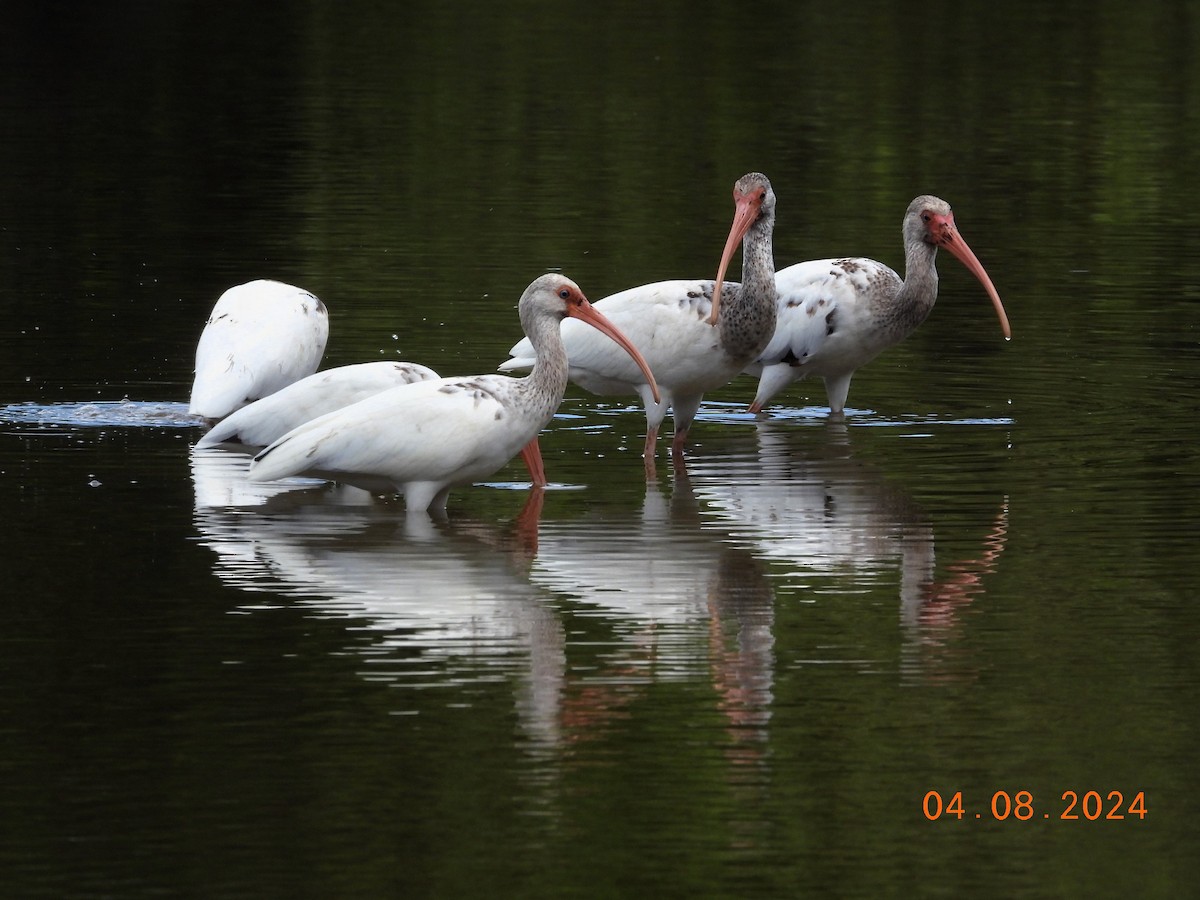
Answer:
xmin=248 ymin=274 xmax=660 ymax=516
xmin=500 ymin=172 xmax=780 ymax=475
xmin=189 ymin=279 xmax=329 ymax=421
xmin=745 ymin=195 xmax=1010 ymax=416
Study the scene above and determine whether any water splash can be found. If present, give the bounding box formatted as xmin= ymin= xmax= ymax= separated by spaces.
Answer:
xmin=0 ymin=400 xmax=202 ymax=430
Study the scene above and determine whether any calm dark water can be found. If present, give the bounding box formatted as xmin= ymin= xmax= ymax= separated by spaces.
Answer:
xmin=2 ymin=2 xmax=1199 ymax=897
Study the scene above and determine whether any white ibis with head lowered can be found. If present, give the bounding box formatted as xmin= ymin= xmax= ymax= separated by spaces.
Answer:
xmin=248 ymin=274 xmax=660 ymax=516
xmin=196 ymin=360 xmax=440 ymax=449
xmin=189 ymin=279 xmax=329 ymax=421
xmin=499 ymin=172 xmax=779 ymax=474
xmin=745 ymin=195 xmax=1010 ymax=416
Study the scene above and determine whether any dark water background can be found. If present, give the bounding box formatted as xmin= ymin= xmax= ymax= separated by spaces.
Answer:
xmin=2 ymin=2 xmax=1198 ymax=897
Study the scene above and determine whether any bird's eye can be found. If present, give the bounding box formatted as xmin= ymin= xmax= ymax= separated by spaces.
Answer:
xmin=921 ymin=212 xmax=932 ymax=222
xmin=558 ymin=288 xmax=571 ymax=300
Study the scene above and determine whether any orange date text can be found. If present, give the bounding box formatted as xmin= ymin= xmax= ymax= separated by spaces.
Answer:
xmin=922 ymin=790 xmax=1147 ymax=822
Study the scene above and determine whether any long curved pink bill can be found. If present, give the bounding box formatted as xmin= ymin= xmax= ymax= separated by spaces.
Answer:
xmin=941 ymin=227 xmax=1012 ymax=340
xmin=709 ymin=192 xmax=762 ymax=326
xmin=569 ymin=302 xmax=661 ymax=404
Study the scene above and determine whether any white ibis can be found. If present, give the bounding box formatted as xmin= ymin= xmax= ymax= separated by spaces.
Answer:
xmin=248 ymin=274 xmax=660 ymax=515
xmin=189 ymin=285 xmax=551 ymax=481
xmin=196 ymin=360 xmax=440 ymax=449
xmin=189 ymin=279 xmax=329 ymax=421
xmin=745 ymin=195 xmax=1010 ymax=416
xmin=500 ymin=172 xmax=779 ymax=472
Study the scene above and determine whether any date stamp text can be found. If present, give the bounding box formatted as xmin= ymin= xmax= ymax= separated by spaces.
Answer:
xmin=923 ymin=790 xmax=1147 ymax=822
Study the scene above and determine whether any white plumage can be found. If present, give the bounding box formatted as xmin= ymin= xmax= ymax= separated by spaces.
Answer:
xmin=196 ymin=360 xmax=439 ymax=449
xmin=189 ymin=279 xmax=329 ymax=420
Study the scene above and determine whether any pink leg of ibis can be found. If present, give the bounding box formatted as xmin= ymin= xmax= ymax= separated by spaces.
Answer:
xmin=520 ymin=438 xmax=547 ymax=488
xmin=670 ymin=427 xmax=689 ymax=459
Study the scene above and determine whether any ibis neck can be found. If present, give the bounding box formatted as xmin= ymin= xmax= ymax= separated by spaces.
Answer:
xmin=522 ymin=313 xmax=572 ymax=419
xmin=896 ymin=238 xmax=940 ymax=329
xmin=718 ymin=215 xmax=778 ymax=363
